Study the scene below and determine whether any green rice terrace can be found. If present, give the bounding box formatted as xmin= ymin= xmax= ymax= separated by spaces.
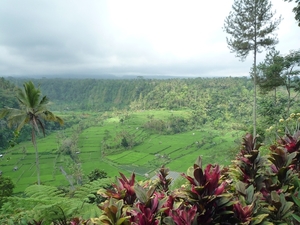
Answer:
xmin=0 ymin=110 xmax=244 ymax=194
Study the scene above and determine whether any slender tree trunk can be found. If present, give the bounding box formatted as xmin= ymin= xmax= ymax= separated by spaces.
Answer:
xmin=34 ymin=143 xmax=40 ymax=185
xmin=287 ymin=75 xmax=291 ymax=116
xmin=253 ymin=0 xmax=257 ymax=139
xmin=253 ymin=58 xmax=257 ymax=138
xmin=253 ymin=40 xmax=257 ymax=138
xmin=32 ymin=130 xmax=40 ymax=185
xmin=274 ymin=88 xmax=277 ymax=106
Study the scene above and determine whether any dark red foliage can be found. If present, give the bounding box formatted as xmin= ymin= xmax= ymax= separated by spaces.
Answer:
xmin=130 ymin=196 xmax=161 ymax=225
xmin=204 ymin=164 xmax=222 ymax=195
xmin=104 ymin=172 xmax=136 ymax=205
xmin=233 ymin=202 xmax=253 ymax=223
xmin=168 ymin=205 xmax=198 ymax=225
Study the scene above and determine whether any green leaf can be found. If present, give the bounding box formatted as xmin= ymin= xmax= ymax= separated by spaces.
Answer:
xmin=271 ymin=191 xmax=280 ymax=203
xmin=134 ymin=183 xmax=148 ymax=203
xmin=116 ymin=200 xmax=124 ymax=220
xmin=286 ymin=152 xmax=297 ymax=166
xmin=235 ymin=181 xmax=247 ymax=196
xmin=252 ymin=214 xmax=269 ymax=225
xmin=217 ymin=195 xmax=234 ymax=208
xmin=116 ymin=216 xmax=131 ymax=225
xmin=292 ymin=214 xmax=300 ymax=222
xmin=245 ymin=185 xmax=254 ymax=203
xmin=292 ymin=193 xmax=300 ymax=207
xmin=280 ymin=201 xmax=294 ymax=218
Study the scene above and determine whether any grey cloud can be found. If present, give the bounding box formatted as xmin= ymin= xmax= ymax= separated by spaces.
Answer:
xmin=0 ymin=1 xmax=111 ymax=65
xmin=0 ymin=0 xmax=299 ymax=78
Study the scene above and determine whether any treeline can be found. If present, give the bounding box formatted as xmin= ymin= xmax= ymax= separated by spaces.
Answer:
xmin=7 ymin=77 xmax=254 ymax=120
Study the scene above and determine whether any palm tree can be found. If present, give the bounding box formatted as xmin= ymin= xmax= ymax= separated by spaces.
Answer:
xmin=0 ymin=81 xmax=63 ymax=185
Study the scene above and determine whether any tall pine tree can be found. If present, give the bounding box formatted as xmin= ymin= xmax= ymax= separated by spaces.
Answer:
xmin=224 ymin=0 xmax=281 ymax=138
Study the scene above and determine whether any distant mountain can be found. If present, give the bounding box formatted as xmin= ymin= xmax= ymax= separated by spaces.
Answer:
xmin=3 ymin=73 xmax=199 ymax=80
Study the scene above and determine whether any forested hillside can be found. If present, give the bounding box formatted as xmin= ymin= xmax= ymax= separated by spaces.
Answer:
xmin=0 ymin=76 xmax=256 ymax=150
xmin=3 ymin=76 xmax=300 ymax=148
xmin=7 ymin=77 xmax=254 ymax=120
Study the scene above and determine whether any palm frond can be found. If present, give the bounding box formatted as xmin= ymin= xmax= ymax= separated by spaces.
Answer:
xmin=0 ymin=108 xmax=10 ymax=119
xmin=3 ymin=108 xmax=29 ymax=130
xmin=23 ymin=81 xmax=42 ymax=109
xmin=0 ymin=107 xmax=21 ymax=119
xmin=36 ymin=118 xmax=46 ymax=137
xmin=16 ymin=116 xmax=30 ymax=132
xmin=39 ymin=95 xmax=49 ymax=106
xmin=55 ymin=115 xmax=64 ymax=125
xmin=41 ymin=110 xmax=64 ymax=125
xmin=16 ymin=87 xmax=29 ymax=107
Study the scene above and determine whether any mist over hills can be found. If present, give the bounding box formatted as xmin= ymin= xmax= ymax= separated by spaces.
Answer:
xmin=3 ymin=73 xmax=240 ymax=80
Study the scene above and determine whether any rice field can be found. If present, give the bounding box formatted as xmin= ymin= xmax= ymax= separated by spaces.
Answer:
xmin=0 ymin=110 xmax=244 ymax=193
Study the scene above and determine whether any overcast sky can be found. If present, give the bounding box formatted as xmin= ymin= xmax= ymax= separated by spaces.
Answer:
xmin=0 ymin=0 xmax=299 ymax=78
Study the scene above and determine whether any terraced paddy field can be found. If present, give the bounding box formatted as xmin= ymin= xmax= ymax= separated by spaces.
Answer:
xmin=0 ymin=110 xmax=245 ymax=193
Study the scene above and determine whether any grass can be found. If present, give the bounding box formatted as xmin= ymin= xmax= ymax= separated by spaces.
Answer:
xmin=0 ymin=109 xmax=244 ymax=193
